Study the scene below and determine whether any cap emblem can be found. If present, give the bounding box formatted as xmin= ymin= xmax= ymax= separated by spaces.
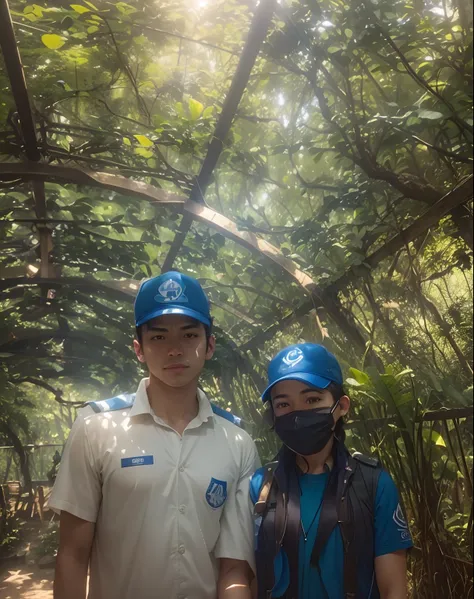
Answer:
xmin=155 ymin=278 xmax=188 ymax=303
xmin=282 ymin=347 xmax=304 ymax=368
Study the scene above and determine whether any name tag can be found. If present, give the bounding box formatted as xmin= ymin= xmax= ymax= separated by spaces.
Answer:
xmin=121 ymin=456 xmax=154 ymax=468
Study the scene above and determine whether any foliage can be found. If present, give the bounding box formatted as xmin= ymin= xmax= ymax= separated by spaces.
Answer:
xmin=345 ymin=366 xmax=473 ymax=598
xmin=31 ymin=521 xmax=59 ymax=559
xmin=0 ymin=510 xmax=23 ymax=558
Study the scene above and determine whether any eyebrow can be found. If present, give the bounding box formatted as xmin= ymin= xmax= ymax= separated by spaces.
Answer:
xmin=272 ymin=388 xmax=324 ymax=401
xmin=146 ymin=324 xmax=200 ymax=333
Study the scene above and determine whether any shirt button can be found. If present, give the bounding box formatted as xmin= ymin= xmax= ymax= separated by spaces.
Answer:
xmin=179 ymin=505 xmax=186 ymax=514
xmin=179 ymin=466 xmax=185 ymax=473
xmin=178 ymin=545 xmax=185 ymax=555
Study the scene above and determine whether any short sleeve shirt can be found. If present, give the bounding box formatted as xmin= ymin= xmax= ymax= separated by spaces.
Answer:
xmin=48 ymin=379 xmax=261 ymax=599
xmin=250 ymin=467 xmax=412 ymax=598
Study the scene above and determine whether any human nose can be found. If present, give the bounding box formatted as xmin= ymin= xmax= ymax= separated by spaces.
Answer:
xmin=167 ymin=342 xmax=183 ymax=357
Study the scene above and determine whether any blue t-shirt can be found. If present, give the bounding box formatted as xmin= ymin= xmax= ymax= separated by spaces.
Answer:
xmin=250 ymin=467 xmax=412 ymax=599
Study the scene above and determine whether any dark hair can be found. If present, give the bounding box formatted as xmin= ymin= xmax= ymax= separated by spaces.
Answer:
xmin=327 ymin=382 xmax=347 ymax=443
xmin=135 ymin=318 xmax=214 ymax=348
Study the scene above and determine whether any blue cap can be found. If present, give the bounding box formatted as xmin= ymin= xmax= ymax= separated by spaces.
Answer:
xmin=134 ymin=271 xmax=211 ymax=328
xmin=261 ymin=343 xmax=343 ymax=402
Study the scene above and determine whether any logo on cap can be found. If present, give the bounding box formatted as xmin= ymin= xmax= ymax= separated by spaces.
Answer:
xmin=155 ymin=278 xmax=188 ymax=303
xmin=282 ymin=347 xmax=304 ymax=368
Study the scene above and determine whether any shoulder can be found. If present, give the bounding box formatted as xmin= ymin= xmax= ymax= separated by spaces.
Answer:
xmin=352 ymin=451 xmax=380 ymax=469
xmin=85 ymin=393 xmax=135 ymax=414
xmin=211 ymin=403 xmax=243 ymax=428
xmin=72 ymin=393 xmax=135 ymax=433
xmin=216 ymin=415 xmax=257 ymax=453
xmin=375 ymin=469 xmax=400 ymax=501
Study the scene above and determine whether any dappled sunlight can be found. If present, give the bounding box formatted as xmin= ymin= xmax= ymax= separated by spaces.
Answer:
xmin=0 ymin=567 xmax=53 ymax=599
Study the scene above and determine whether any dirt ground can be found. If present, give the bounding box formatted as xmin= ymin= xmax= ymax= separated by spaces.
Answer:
xmin=0 ymin=567 xmax=53 ymax=599
xmin=0 ymin=521 xmax=53 ymax=599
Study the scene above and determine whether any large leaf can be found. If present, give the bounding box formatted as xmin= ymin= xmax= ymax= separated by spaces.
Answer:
xmin=189 ymin=98 xmax=204 ymax=121
xmin=41 ymin=34 xmax=66 ymax=49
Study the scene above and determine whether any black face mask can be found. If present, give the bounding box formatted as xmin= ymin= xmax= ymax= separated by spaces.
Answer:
xmin=274 ymin=401 xmax=340 ymax=456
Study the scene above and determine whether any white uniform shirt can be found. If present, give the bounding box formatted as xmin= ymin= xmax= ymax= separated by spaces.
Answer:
xmin=48 ymin=379 xmax=261 ymax=599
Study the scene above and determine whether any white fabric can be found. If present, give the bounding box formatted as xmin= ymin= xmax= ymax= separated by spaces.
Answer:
xmin=48 ymin=379 xmax=260 ymax=599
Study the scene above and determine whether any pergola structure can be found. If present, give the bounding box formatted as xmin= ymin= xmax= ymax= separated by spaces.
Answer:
xmin=0 ymin=0 xmax=472 ymax=406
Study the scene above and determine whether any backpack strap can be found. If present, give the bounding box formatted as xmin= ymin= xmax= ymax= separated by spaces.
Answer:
xmin=339 ymin=453 xmax=381 ymax=599
xmin=87 ymin=393 xmax=136 ymax=413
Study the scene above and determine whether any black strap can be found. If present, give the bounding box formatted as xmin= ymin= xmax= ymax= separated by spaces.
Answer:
xmin=339 ymin=454 xmax=381 ymax=599
xmin=282 ymin=465 xmax=301 ymax=599
xmin=311 ymin=445 xmax=352 ymax=569
xmin=338 ymin=486 xmax=357 ymax=598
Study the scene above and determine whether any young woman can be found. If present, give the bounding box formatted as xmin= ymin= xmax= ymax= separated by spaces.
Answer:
xmin=250 ymin=343 xmax=412 ymax=599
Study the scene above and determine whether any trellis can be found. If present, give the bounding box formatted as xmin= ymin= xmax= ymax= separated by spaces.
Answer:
xmin=0 ymin=0 xmax=472 ymax=401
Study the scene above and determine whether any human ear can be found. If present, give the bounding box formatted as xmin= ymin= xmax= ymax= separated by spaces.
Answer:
xmin=338 ymin=395 xmax=350 ymax=418
xmin=133 ymin=339 xmax=146 ymax=363
xmin=205 ymin=334 xmax=216 ymax=360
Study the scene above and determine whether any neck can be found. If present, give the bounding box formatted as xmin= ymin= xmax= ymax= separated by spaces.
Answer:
xmin=297 ymin=437 xmax=334 ymax=474
xmin=146 ymin=373 xmax=200 ymax=434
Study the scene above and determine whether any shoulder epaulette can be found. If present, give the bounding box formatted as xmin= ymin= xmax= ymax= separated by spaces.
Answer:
xmin=352 ymin=451 xmax=380 ymax=468
xmin=87 ymin=393 xmax=136 ymax=413
xmin=211 ymin=403 xmax=242 ymax=428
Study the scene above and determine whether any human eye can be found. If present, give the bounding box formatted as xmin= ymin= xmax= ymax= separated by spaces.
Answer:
xmin=150 ymin=334 xmax=165 ymax=341
xmin=184 ymin=332 xmax=199 ymax=339
xmin=275 ymin=401 xmax=290 ymax=410
xmin=306 ymin=396 xmax=322 ymax=405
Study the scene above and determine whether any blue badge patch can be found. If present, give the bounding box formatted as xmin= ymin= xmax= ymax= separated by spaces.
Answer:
xmin=121 ymin=455 xmax=154 ymax=468
xmin=206 ymin=478 xmax=227 ymax=509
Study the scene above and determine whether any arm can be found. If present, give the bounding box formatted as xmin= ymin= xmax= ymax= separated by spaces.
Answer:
xmin=375 ymin=550 xmax=408 ymax=599
xmin=218 ymin=558 xmax=253 ymax=599
xmin=373 ymin=471 xmax=412 ymax=599
xmin=54 ymin=510 xmax=95 ymax=599
xmin=214 ymin=433 xmax=261 ymax=588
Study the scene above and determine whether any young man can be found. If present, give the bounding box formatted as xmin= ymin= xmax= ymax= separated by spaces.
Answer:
xmin=250 ymin=343 xmax=412 ymax=599
xmin=48 ymin=271 xmax=260 ymax=599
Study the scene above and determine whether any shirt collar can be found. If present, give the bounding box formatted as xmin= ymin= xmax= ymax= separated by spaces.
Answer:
xmin=128 ymin=379 xmax=215 ymax=427
xmin=129 ymin=378 xmax=153 ymax=418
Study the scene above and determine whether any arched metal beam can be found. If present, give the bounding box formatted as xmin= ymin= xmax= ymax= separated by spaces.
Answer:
xmin=0 ymin=162 xmax=316 ymax=292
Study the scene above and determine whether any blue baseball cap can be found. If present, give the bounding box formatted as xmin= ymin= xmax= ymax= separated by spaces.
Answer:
xmin=261 ymin=343 xmax=343 ymax=402
xmin=134 ymin=271 xmax=211 ymax=328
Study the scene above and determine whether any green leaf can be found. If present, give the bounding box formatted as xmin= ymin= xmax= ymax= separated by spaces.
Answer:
xmin=346 ymin=377 xmax=363 ymax=387
xmin=123 ymin=137 xmax=131 ymax=146
xmin=345 ymin=29 xmax=353 ymax=38
xmin=328 ymin=46 xmax=340 ymax=54
xmin=202 ymin=106 xmax=214 ymax=119
xmin=418 ymin=109 xmax=444 ymax=120
xmin=134 ymin=147 xmax=153 ymax=158
xmin=422 ymin=430 xmax=447 ymax=448
xmin=24 ymin=4 xmax=43 ymax=17
xmin=41 ymin=34 xmax=66 ymax=50
xmin=134 ymin=135 xmax=154 ymax=148
xmin=71 ymin=4 xmax=90 ymax=13
xmin=349 ymin=368 xmax=371 ymax=386
xmin=189 ymin=98 xmax=204 ymax=120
